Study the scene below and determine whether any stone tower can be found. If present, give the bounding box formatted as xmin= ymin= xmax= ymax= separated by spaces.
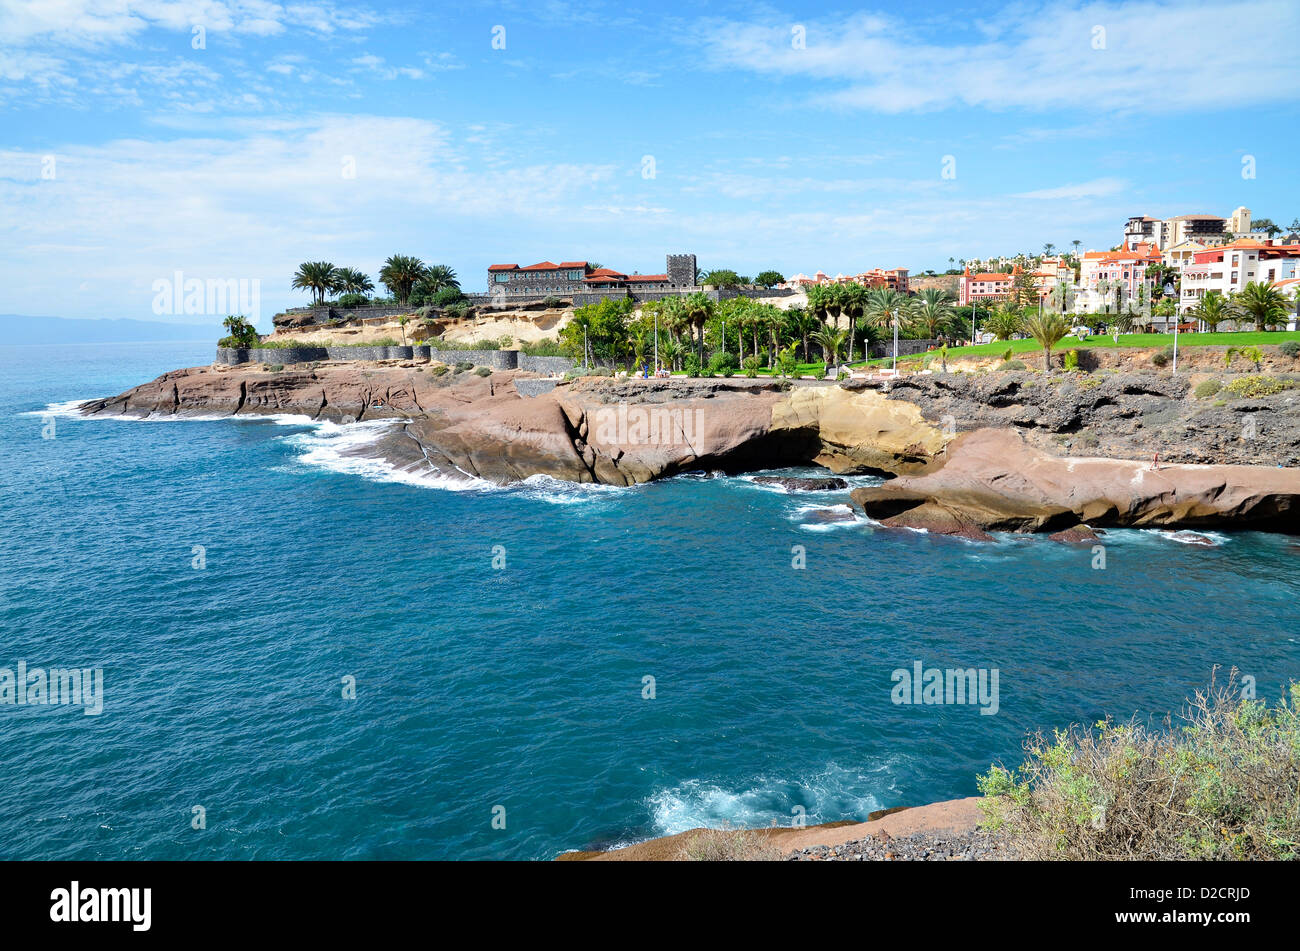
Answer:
xmin=666 ymin=253 xmax=697 ymax=288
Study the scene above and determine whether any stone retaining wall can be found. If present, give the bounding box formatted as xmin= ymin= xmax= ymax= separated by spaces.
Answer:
xmin=217 ymin=346 xmax=575 ymax=374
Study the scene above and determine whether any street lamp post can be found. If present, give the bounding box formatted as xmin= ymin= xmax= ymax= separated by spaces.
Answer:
xmin=1164 ymin=282 xmax=1178 ymax=373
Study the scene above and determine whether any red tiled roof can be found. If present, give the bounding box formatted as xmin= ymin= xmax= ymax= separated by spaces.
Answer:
xmin=488 ymin=264 xmax=517 ymax=271
xmin=625 ymin=274 xmax=668 ymax=282
xmin=521 ymin=261 xmax=560 ymax=270
xmin=558 ymin=261 xmax=588 ymax=268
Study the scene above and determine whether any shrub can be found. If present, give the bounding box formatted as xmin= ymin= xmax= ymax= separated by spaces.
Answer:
xmin=265 ymin=363 xmax=284 ymax=372
xmin=521 ymin=337 xmax=565 ymax=356
xmin=741 ymin=355 xmax=763 ymax=378
xmin=997 ymin=359 xmax=1028 ymax=371
xmin=433 ymin=287 xmax=467 ymax=307
xmin=1001 ymin=348 xmax=1013 ymax=362
xmin=1279 ymin=340 xmax=1300 ymax=358
xmin=684 ymin=354 xmax=702 ymax=378
xmin=676 ymin=827 xmax=784 ymax=862
xmin=1223 ymin=375 xmax=1295 ymax=397
xmin=1193 ymin=378 xmax=1222 ymax=398
xmin=338 ymin=293 xmax=369 ymax=308
xmin=541 ymin=295 xmax=564 ymax=308
xmin=1150 ymin=345 xmax=1174 ymax=367
xmin=708 ymin=350 xmax=739 ymax=374
xmin=454 ymin=361 xmax=474 ymax=374
xmin=979 ymin=677 xmax=1300 ymax=860
xmin=1063 ymin=349 xmax=1080 ymax=371
xmin=474 ymin=366 xmax=492 ymax=377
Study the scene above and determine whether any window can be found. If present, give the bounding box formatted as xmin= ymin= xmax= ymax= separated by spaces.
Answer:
xmin=494 ymin=273 xmax=510 ymax=283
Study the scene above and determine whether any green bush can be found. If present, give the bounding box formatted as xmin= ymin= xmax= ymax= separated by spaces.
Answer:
xmin=708 ymin=351 xmax=739 ymax=374
xmin=338 ymin=292 xmax=369 ymax=308
xmin=433 ymin=287 xmax=467 ymax=307
xmin=430 ymin=364 xmax=449 ymax=376
xmin=979 ymin=678 xmax=1300 ymax=860
xmin=541 ymin=295 xmax=564 ymax=308
xmin=684 ymin=354 xmax=702 ymax=378
xmin=474 ymin=366 xmax=492 ymax=377
xmin=1001 ymin=348 xmax=1013 ymax=362
xmin=1193 ymin=378 xmax=1222 ymax=398
xmin=265 ymin=363 xmax=284 ymax=372
xmin=1063 ymin=349 xmax=1080 ymax=371
xmin=1223 ymin=375 xmax=1295 ymax=397
xmin=521 ymin=337 xmax=565 ymax=356
xmin=997 ymin=359 xmax=1028 ymax=371
xmin=1279 ymin=341 xmax=1300 ymax=358
xmin=741 ymin=355 xmax=763 ymax=378
xmin=454 ymin=361 xmax=474 ymax=374
xmin=1150 ymin=345 xmax=1174 ymax=367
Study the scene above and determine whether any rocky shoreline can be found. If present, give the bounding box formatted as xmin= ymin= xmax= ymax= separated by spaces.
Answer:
xmin=78 ymin=357 xmax=1300 ymax=539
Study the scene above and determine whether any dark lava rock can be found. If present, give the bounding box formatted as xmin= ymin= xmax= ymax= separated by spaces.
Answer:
xmin=753 ymin=476 xmax=849 ymax=491
xmin=1048 ymin=523 xmax=1101 ymax=544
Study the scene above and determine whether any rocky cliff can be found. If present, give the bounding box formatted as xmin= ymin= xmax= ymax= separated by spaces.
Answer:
xmin=79 ymin=362 xmax=1300 ymax=536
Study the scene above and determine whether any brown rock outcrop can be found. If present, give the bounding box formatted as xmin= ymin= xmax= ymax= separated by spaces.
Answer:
xmin=853 ymin=427 xmax=1300 ymax=536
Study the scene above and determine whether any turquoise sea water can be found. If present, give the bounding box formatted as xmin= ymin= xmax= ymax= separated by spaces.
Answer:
xmin=2 ymin=341 xmax=1298 ymax=860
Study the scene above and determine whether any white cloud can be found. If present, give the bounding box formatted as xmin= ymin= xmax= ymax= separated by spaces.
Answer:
xmin=693 ymin=1 xmax=1300 ymax=113
xmin=1013 ymin=178 xmax=1127 ymax=200
xmin=0 ymin=115 xmax=621 ymax=319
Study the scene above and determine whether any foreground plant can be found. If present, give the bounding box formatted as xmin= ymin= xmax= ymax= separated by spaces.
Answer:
xmin=978 ymin=677 xmax=1300 ymax=860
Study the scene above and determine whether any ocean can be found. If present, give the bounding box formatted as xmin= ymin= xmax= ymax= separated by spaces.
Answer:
xmin=2 ymin=341 xmax=1298 ymax=859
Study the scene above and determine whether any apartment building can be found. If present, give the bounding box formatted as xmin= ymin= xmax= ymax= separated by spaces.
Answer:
xmin=1179 ymin=239 xmax=1300 ymax=312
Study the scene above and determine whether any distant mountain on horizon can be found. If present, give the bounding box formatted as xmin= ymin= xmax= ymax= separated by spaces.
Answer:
xmin=1 ymin=314 xmax=226 ymax=345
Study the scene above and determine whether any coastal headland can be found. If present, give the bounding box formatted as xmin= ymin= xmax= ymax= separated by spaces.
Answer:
xmin=80 ymin=348 xmax=1300 ymax=539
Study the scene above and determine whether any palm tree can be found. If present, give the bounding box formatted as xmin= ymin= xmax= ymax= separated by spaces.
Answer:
xmin=841 ymin=282 xmax=868 ymax=363
xmin=681 ymin=293 xmax=714 ymax=369
xmin=425 ymin=264 xmax=460 ymax=291
xmin=985 ymin=304 xmax=1023 ymax=341
xmin=336 ymin=268 xmax=375 ymax=295
xmin=914 ymin=287 xmax=953 ymax=340
xmin=292 ymin=261 xmax=339 ymax=306
xmin=1043 ymin=242 xmax=1055 ymax=257
xmin=863 ymin=287 xmax=914 ymax=339
xmin=660 ymin=337 xmax=685 ymax=372
xmin=791 ymin=306 xmax=818 ymax=363
xmin=1023 ymin=311 xmax=1069 ymax=372
xmin=1195 ymin=291 xmax=1230 ymax=332
xmin=810 ymin=325 xmax=848 ymax=375
xmin=378 ymin=254 xmax=428 ymax=306
xmin=805 ymin=284 xmax=830 ymax=324
xmin=759 ymin=303 xmax=785 ymax=368
xmin=1233 ymin=281 xmax=1289 ymax=331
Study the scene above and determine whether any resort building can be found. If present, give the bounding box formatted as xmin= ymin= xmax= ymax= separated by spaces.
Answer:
xmin=957 ymin=268 xmax=1012 ymax=305
xmin=486 ymin=254 xmax=698 ymax=300
xmin=783 ymin=267 xmax=909 ymax=293
xmin=1179 ymin=239 xmax=1300 ymax=313
xmin=1122 ymin=207 xmax=1254 ymax=251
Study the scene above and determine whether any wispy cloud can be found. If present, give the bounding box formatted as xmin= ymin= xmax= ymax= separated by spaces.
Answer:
xmin=691 ymin=1 xmax=1300 ymax=114
xmin=1013 ymin=178 xmax=1127 ymax=200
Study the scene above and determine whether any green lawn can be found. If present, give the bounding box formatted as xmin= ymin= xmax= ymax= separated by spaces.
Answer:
xmin=854 ymin=330 xmax=1300 ymax=368
xmin=666 ymin=330 xmax=1300 ymax=378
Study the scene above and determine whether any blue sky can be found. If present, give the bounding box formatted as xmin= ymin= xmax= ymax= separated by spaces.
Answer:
xmin=1 ymin=0 xmax=1297 ymax=324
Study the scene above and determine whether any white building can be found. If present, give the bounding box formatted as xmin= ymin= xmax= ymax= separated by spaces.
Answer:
xmin=1179 ymin=238 xmax=1300 ymax=314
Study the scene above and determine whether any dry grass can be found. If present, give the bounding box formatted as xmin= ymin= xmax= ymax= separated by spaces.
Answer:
xmin=979 ymin=673 xmax=1300 ymax=860
xmin=675 ymin=827 xmax=786 ymax=862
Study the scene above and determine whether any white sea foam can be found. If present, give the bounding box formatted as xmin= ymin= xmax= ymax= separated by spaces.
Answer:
xmin=23 ymin=400 xmax=232 ymax=422
xmin=281 ymin=420 xmax=492 ymax=491
xmin=647 ymin=765 xmax=891 ymax=836
xmin=1142 ymin=528 xmax=1228 ymax=547
xmin=790 ymin=503 xmax=869 ymax=532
